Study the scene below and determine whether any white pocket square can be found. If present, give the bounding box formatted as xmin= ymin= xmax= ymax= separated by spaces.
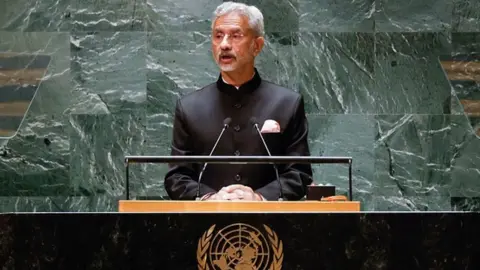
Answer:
xmin=261 ymin=119 xmax=280 ymax=133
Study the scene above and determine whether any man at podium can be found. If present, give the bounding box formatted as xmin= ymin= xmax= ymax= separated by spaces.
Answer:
xmin=164 ymin=2 xmax=313 ymax=201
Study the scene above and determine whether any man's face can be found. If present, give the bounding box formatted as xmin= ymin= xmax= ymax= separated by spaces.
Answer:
xmin=211 ymin=12 xmax=263 ymax=72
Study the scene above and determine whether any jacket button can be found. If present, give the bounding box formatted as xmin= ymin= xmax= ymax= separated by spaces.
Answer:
xmin=233 ymin=125 xmax=240 ymax=132
xmin=234 ymin=103 xmax=241 ymax=109
xmin=235 ymin=174 xmax=241 ymax=181
xmin=234 ymin=150 xmax=240 ymax=156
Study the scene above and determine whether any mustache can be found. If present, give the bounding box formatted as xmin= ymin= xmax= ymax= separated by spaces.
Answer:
xmin=218 ymin=52 xmax=236 ymax=58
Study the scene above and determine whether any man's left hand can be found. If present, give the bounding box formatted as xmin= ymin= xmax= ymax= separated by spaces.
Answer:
xmin=220 ymin=185 xmax=263 ymax=201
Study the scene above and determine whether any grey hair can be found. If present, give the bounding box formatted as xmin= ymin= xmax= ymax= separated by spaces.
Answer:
xmin=212 ymin=2 xmax=265 ymax=37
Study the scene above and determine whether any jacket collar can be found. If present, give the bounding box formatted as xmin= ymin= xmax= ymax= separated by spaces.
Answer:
xmin=216 ymin=68 xmax=262 ymax=94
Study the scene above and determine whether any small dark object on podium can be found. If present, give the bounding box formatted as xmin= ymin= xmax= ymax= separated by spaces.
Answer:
xmin=306 ymin=184 xmax=336 ymax=201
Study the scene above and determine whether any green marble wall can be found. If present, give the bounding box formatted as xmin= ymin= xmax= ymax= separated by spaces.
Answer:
xmin=0 ymin=0 xmax=479 ymax=212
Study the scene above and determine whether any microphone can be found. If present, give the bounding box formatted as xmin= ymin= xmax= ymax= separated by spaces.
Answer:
xmin=195 ymin=117 xmax=232 ymax=200
xmin=249 ymin=117 xmax=285 ymax=201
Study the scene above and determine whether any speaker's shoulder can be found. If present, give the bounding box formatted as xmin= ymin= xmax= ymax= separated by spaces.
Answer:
xmin=259 ymin=80 xmax=302 ymax=101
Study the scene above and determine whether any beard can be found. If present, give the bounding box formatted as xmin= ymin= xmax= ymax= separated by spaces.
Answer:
xmin=215 ymin=52 xmax=237 ymax=71
xmin=218 ymin=62 xmax=237 ymax=72
xmin=215 ymin=42 xmax=255 ymax=72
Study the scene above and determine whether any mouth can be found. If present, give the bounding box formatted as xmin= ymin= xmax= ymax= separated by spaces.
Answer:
xmin=219 ymin=55 xmax=235 ymax=63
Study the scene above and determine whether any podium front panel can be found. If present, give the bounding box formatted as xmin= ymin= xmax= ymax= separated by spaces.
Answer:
xmin=0 ymin=212 xmax=478 ymax=269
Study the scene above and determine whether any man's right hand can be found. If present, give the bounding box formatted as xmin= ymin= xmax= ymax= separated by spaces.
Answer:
xmin=205 ymin=189 xmax=243 ymax=201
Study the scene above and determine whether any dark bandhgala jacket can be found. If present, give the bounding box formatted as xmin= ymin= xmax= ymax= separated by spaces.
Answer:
xmin=164 ymin=69 xmax=313 ymax=201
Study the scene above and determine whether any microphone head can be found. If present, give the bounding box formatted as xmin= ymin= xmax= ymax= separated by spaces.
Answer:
xmin=223 ymin=117 xmax=232 ymax=127
xmin=249 ymin=117 xmax=258 ymax=126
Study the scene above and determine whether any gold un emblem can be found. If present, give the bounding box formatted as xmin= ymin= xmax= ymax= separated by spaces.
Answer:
xmin=197 ymin=223 xmax=283 ymax=270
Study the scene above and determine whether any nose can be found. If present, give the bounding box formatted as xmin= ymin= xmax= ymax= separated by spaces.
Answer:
xmin=219 ymin=35 xmax=232 ymax=50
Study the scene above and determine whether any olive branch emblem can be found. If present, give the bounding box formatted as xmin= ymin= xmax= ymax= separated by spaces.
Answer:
xmin=264 ymin=225 xmax=283 ymax=270
xmin=196 ymin=224 xmax=283 ymax=270
xmin=197 ymin=224 xmax=216 ymax=270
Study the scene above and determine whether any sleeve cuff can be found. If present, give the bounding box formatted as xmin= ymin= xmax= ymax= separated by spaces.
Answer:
xmin=255 ymin=192 xmax=266 ymax=201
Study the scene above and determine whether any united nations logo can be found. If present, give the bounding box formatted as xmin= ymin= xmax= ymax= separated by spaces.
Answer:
xmin=197 ymin=223 xmax=283 ymax=270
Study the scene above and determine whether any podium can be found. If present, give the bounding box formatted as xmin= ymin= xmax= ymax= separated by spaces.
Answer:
xmin=113 ymin=154 xmax=369 ymax=268
xmin=0 ymin=156 xmax=475 ymax=269
xmin=118 ymin=200 xmax=361 ymax=212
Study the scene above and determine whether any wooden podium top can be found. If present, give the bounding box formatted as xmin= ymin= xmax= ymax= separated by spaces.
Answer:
xmin=118 ymin=200 xmax=360 ymax=213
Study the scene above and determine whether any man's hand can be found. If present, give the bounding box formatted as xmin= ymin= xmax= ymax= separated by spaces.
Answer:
xmin=205 ymin=189 xmax=236 ymax=201
xmin=204 ymin=185 xmax=264 ymax=201
xmin=220 ymin=184 xmax=263 ymax=201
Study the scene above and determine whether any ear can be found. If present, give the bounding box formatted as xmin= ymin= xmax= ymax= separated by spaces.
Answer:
xmin=253 ymin=36 xmax=265 ymax=56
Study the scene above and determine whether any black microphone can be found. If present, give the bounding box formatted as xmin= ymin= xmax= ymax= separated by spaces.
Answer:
xmin=249 ymin=117 xmax=285 ymax=201
xmin=195 ymin=117 xmax=232 ymax=200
